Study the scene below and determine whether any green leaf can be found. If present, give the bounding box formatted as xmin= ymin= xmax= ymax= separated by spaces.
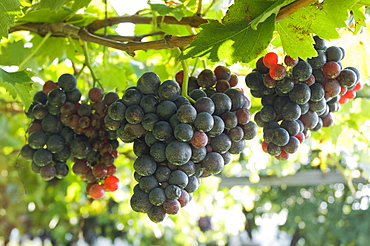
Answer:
xmin=179 ymin=16 xmax=275 ymax=64
xmin=71 ymin=0 xmax=92 ymax=11
xmin=0 ymin=40 xmax=32 ymax=66
xmin=224 ymin=0 xmax=275 ymax=24
xmin=0 ymin=68 xmax=34 ymax=108
xmin=351 ymin=5 xmax=366 ymax=35
xmin=276 ymin=0 xmax=358 ymax=59
xmin=150 ymin=4 xmax=173 ymax=15
xmin=0 ymin=0 xmax=21 ymax=38
xmin=39 ymin=0 xmax=70 ymax=12
xmin=276 ymin=20 xmax=317 ymax=59
xmin=18 ymin=7 xmax=73 ymax=23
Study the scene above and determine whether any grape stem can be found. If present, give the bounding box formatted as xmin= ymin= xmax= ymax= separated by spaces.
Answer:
xmin=81 ymin=41 xmax=103 ymax=89
xmin=18 ymin=31 xmax=52 ymax=70
xmin=176 ymin=48 xmax=195 ymax=103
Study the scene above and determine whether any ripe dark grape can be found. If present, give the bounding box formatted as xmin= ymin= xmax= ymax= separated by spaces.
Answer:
xmin=292 ymin=61 xmax=312 ymax=81
xmin=197 ymin=69 xmax=217 ymax=88
xmin=174 ymin=123 xmax=194 ymax=142
xmin=58 ymin=73 xmax=77 ymax=92
xmin=325 ymin=46 xmax=343 ymax=62
xmin=165 ymin=141 xmax=192 ymax=165
xmin=122 ymin=88 xmax=142 ymax=106
xmin=28 ymin=131 xmax=48 ymax=149
xmin=202 ymin=152 xmax=224 ymax=174
xmin=322 ymin=61 xmax=341 ymax=79
xmin=269 ymin=64 xmax=286 ymax=80
xmin=88 ymin=87 xmax=104 ymax=102
xmin=158 ymin=80 xmax=181 ymax=101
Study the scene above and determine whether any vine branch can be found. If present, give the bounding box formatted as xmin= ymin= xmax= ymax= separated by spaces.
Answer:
xmin=8 ymin=0 xmax=316 ymax=56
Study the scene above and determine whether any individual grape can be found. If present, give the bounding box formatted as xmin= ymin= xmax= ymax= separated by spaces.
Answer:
xmin=292 ymin=61 xmax=312 ymax=81
xmin=152 ymin=121 xmax=173 ymax=141
xmin=46 ymin=135 xmax=65 ymax=153
xmin=108 ymin=101 xmax=126 ymax=121
xmin=31 ymin=104 xmax=49 ymax=120
xmin=134 ymin=155 xmax=157 ymax=176
xmin=33 ymin=91 xmax=48 ymax=104
xmin=137 ymin=72 xmax=161 ymax=95
xmin=221 ymin=111 xmax=238 ymax=129
xmin=66 ymin=88 xmax=82 ymax=103
xmin=139 ymin=175 xmax=159 ymax=193
xmin=194 ymin=97 xmax=215 ymax=114
xmin=88 ymin=87 xmax=104 ymax=102
xmin=177 ymin=161 xmax=195 ymax=176
xmin=228 ymin=74 xmax=238 ymax=87
xmin=245 ymin=72 xmax=264 ymax=90
xmin=283 ymin=136 xmax=300 ymax=154
xmin=310 ymin=83 xmax=325 ymax=102
xmin=337 ymin=69 xmax=357 ymax=88
xmin=321 ymin=112 xmax=334 ymax=127
xmin=210 ymin=93 xmax=232 ymax=116
xmin=70 ymin=136 xmax=91 ymax=159
xmin=28 ymin=131 xmax=48 ymax=149
xmin=322 ymin=61 xmax=341 ymax=79
xmin=177 ymin=189 xmax=190 ymax=207
xmin=228 ymin=126 xmax=244 ymax=142
xmin=130 ymin=189 xmax=153 ymax=213
xmin=103 ymin=92 xmax=119 ymax=106
xmin=163 ymin=199 xmax=181 ymax=215
xmin=256 ymin=57 xmax=270 ymax=74
xmin=155 ymin=166 xmax=171 ymax=183
xmin=276 ymin=76 xmax=294 ymax=94
xmin=169 ymin=170 xmax=188 ymax=189
xmin=174 ymin=123 xmax=194 ymax=142
xmin=53 ymin=146 xmax=71 ymax=162
xmin=125 ymin=105 xmax=144 ymax=124
xmin=263 ymin=52 xmax=278 ymax=68
xmin=55 ymin=162 xmax=69 ymax=179
xmin=229 ymin=139 xmax=245 ymax=154
xmin=27 ymin=121 xmax=43 ymax=134
xmin=325 ymin=46 xmax=343 ymax=62
xmin=280 ymin=120 xmax=300 ymax=136
xmin=92 ymin=163 xmax=108 ymax=178
xmin=149 ymin=187 xmax=166 ymax=206
xmin=207 ymin=115 xmax=225 ymax=137
xmin=289 ymin=83 xmax=311 ymax=105
xmin=269 ymin=64 xmax=286 ymax=80
xmin=72 ymin=159 xmax=90 ymax=176
xmin=189 ymin=89 xmax=207 ymax=100
xmin=215 ymin=80 xmax=230 ymax=92
xmin=345 ymin=66 xmax=360 ymax=84
xmin=150 ymin=142 xmax=167 ymax=162
xmin=271 ymin=128 xmax=290 ymax=146
xmin=104 ymin=175 xmax=119 ymax=191
xmin=241 ymin=121 xmax=258 ymax=140
xmin=42 ymin=114 xmax=63 ymax=134
xmin=311 ymin=117 xmax=323 ymax=131
xmin=214 ymin=65 xmax=231 ymax=81
xmin=235 ymin=108 xmax=251 ymax=125
xmin=177 ymin=104 xmax=197 ymax=123
xmin=190 ymin=131 xmax=208 ymax=149
xmin=141 ymin=113 xmax=158 ymax=131
xmin=48 ymin=88 xmax=66 ymax=107
xmin=309 ymin=98 xmax=326 ymax=112
xmin=210 ymin=133 xmax=231 ymax=154
xmin=40 ymin=164 xmax=56 ymax=180
xmin=224 ymin=88 xmax=246 ymax=111
xmin=344 ymin=89 xmax=356 ymax=99
xmin=122 ymin=88 xmax=142 ymax=106
xmin=263 ymin=74 xmax=277 ymax=88
xmin=313 ymin=35 xmax=326 ymax=50
xmin=165 ymin=140 xmax=192 ymax=165
xmin=299 ymin=102 xmax=310 ymax=115
xmin=281 ymin=102 xmax=301 ymax=121
xmin=191 ymin=146 xmax=206 ymax=163
xmin=322 ymin=78 xmax=341 ymax=97
xmin=43 ymin=80 xmax=59 ymax=94
xmin=158 ymin=80 xmax=181 ymax=101
xmin=79 ymin=116 xmax=91 ymax=129
xmin=33 ymin=149 xmax=53 ymax=167
xmin=148 ymin=205 xmax=167 ymax=223
xmin=202 ymin=152 xmax=224 ymax=174
xmin=156 ymin=100 xmax=177 ymax=121
xmin=307 ymin=50 xmax=326 ymax=69
xmin=259 ymin=105 xmax=276 ymax=122
xmin=267 ymin=142 xmax=282 ymax=156
xmin=21 ymin=144 xmax=36 ymax=160
xmin=140 ymin=95 xmax=159 ymax=113
xmin=302 ymin=74 xmax=315 ymax=87
xmin=284 ymin=55 xmax=299 ymax=66
xmin=299 ymin=110 xmax=319 ymax=129
xmin=197 ymin=69 xmax=217 ymax=88
xmin=175 ymin=70 xmax=184 ymax=86
xmin=164 ymin=184 xmax=181 ymax=200
xmin=58 ymin=74 xmax=76 ymax=92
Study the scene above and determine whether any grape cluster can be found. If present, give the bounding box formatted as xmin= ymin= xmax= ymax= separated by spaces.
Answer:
xmin=108 ymin=66 xmax=256 ymax=222
xmin=245 ymin=36 xmax=362 ymax=160
xmin=21 ymin=74 xmax=120 ymax=199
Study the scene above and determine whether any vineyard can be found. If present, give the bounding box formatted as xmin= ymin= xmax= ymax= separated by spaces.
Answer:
xmin=1 ymin=0 xmax=370 ymax=245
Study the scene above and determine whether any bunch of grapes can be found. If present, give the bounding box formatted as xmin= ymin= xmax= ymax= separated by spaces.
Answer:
xmin=21 ymin=74 xmax=120 ymax=199
xmin=245 ymin=36 xmax=362 ymax=160
xmin=107 ymin=66 xmax=257 ymax=222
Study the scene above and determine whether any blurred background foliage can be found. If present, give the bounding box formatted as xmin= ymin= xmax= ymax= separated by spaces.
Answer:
xmin=1 ymin=0 xmax=370 ymax=245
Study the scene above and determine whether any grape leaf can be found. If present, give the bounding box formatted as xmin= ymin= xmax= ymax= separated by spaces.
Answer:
xmin=0 ymin=40 xmax=32 ymax=66
xmin=0 ymin=68 xmax=34 ymax=108
xmin=18 ymin=7 xmax=73 ymax=23
xmin=0 ymin=0 xmax=21 ymax=38
xmin=351 ymin=5 xmax=366 ymax=35
xmin=39 ymin=0 xmax=71 ymax=12
xmin=276 ymin=0 xmax=358 ymax=60
xmin=179 ymin=16 xmax=275 ymax=64
xmin=71 ymin=0 xmax=92 ymax=11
